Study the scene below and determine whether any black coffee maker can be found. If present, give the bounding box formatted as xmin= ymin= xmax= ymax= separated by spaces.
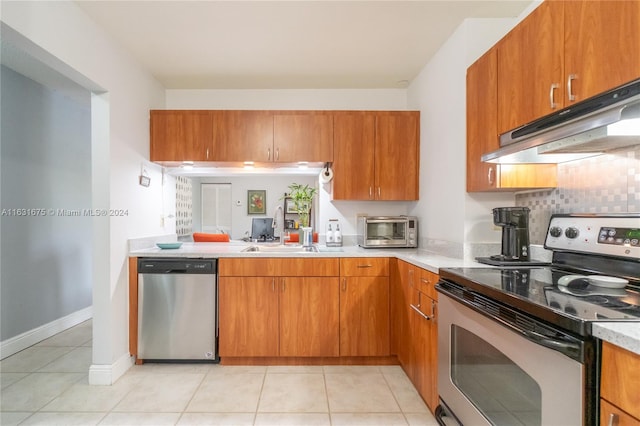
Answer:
xmin=477 ymin=207 xmax=548 ymax=266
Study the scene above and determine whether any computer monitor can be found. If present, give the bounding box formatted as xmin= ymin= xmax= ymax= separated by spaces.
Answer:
xmin=251 ymin=218 xmax=274 ymax=241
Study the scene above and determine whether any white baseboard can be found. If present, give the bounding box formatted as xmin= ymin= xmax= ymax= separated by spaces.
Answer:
xmin=0 ymin=306 xmax=93 ymax=359
xmin=89 ymin=352 xmax=134 ymax=385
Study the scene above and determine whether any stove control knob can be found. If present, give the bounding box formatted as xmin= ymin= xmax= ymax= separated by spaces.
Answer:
xmin=565 ymin=227 xmax=580 ymax=239
xmin=549 ymin=226 xmax=563 ymax=238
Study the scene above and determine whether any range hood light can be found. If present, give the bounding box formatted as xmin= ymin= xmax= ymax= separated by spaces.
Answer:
xmin=181 ymin=161 xmax=194 ymax=170
xmin=607 ymin=118 xmax=640 ymax=136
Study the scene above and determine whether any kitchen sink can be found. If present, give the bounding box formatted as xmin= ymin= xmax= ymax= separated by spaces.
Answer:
xmin=242 ymin=244 xmax=318 ymax=253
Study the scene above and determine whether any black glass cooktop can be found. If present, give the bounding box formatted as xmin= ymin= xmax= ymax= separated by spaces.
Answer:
xmin=438 ymin=267 xmax=640 ymax=336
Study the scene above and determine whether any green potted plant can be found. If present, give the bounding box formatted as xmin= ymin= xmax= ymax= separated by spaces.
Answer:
xmin=286 ymin=183 xmax=317 ymax=229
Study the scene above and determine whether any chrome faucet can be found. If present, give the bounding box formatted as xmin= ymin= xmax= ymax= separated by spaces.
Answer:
xmin=272 ymin=205 xmax=284 ymax=244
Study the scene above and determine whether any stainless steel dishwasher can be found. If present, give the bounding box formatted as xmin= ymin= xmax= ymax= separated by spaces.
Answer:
xmin=137 ymin=258 xmax=218 ymax=362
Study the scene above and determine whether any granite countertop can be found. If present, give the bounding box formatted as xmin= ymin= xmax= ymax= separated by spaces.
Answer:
xmin=129 ymin=239 xmax=640 ymax=355
xmin=592 ymin=323 xmax=640 ymax=355
xmin=129 ymin=241 xmax=480 ymax=274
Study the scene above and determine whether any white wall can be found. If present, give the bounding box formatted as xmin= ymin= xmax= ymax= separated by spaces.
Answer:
xmin=167 ymin=89 xmax=417 ymax=237
xmin=1 ymin=65 xmax=92 ymax=344
xmin=1 ymin=1 xmax=166 ymax=384
xmin=406 ymin=17 xmax=531 ymax=255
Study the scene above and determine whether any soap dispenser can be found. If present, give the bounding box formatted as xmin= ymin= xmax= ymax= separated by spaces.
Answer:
xmin=334 ymin=223 xmax=342 ymax=246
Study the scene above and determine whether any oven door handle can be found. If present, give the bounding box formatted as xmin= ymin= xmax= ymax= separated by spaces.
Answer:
xmin=520 ymin=328 xmax=581 ymax=358
xmin=439 ymin=285 xmax=583 ymax=361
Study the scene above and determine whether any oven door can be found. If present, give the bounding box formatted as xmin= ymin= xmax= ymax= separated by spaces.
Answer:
xmin=437 ymin=292 xmax=585 ymax=426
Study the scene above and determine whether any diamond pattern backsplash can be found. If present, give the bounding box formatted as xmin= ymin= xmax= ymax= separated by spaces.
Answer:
xmin=517 ymin=145 xmax=639 ymax=244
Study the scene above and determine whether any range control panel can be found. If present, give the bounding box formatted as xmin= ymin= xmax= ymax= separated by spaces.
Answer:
xmin=545 ymin=214 xmax=640 ymax=259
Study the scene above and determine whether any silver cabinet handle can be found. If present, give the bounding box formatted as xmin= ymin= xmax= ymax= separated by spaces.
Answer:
xmin=357 ymin=264 xmax=373 ymax=268
xmin=267 ymin=147 xmax=271 ymax=161
xmin=377 ymin=187 xmax=381 ymax=198
xmin=487 ymin=166 xmax=494 ymax=186
xmin=549 ymin=83 xmax=560 ymax=109
xmin=272 ymin=278 xmax=275 ymax=292
xmin=369 ymin=187 xmax=373 ymax=199
xmin=342 ymin=278 xmax=347 ymax=292
xmin=567 ymin=74 xmax=577 ymax=102
xmin=420 ymin=277 xmax=430 ymax=285
xmin=276 ymin=148 xmax=279 ymax=161
xmin=410 ymin=303 xmax=432 ymax=321
xmin=607 ymin=413 xmax=618 ymax=426
xmin=206 ymin=148 xmax=209 ymax=159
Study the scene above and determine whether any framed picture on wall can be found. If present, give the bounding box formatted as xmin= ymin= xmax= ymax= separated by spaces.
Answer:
xmin=247 ymin=190 xmax=266 ymax=215
xmin=285 ymin=197 xmax=297 ymax=214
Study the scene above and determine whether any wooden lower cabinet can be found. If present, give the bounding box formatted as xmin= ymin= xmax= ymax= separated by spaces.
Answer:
xmin=339 ymin=258 xmax=390 ymax=357
xmin=339 ymin=276 xmax=390 ymax=356
xmin=600 ymin=342 xmax=640 ymax=425
xmin=391 ymin=259 xmax=439 ymax=413
xmin=218 ymin=258 xmax=340 ymax=358
xmin=280 ymin=277 xmax=339 ymax=357
xmin=218 ymin=277 xmax=279 ymax=357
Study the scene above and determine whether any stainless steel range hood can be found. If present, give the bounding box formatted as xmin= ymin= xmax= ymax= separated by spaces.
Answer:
xmin=482 ymin=78 xmax=640 ymax=164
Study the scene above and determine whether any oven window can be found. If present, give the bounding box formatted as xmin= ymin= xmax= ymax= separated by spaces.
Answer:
xmin=451 ymin=325 xmax=542 ymax=426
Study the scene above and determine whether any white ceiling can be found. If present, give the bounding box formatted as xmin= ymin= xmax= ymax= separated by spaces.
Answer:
xmin=75 ymin=0 xmax=532 ymax=90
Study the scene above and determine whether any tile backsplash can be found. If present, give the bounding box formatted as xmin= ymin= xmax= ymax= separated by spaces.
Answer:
xmin=517 ymin=145 xmax=639 ymax=244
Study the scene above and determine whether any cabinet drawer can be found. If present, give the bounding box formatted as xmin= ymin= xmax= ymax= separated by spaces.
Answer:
xmin=220 ymin=258 xmax=339 ymax=277
xmin=417 ymin=269 xmax=439 ymax=300
xmin=600 ymin=399 xmax=640 ymax=426
xmin=340 ymin=258 xmax=389 ymax=276
xmin=601 ymin=342 xmax=640 ymax=420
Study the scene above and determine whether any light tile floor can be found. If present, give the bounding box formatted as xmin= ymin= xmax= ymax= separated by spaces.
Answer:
xmin=1 ymin=321 xmax=438 ymax=425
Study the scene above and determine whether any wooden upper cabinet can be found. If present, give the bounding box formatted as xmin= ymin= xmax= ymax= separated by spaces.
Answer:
xmin=332 ymin=111 xmax=419 ymax=201
xmin=467 ymin=48 xmax=499 ymax=192
xmin=564 ymin=0 xmax=640 ymax=104
xmin=273 ymin=113 xmax=333 ymax=163
xmin=332 ymin=113 xmax=376 ymax=200
xmin=210 ymin=110 xmax=273 ymax=162
xmin=467 ymin=49 xmax=557 ymax=192
xmin=150 ymin=110 xmax=213 ymax=163
xmin=375 ymin=113 xmax=419 ymax=201
xmin=497 ymin=0 xmax=564 ymax=135
xmin=497 ymin=0 xmax=640 ymax=135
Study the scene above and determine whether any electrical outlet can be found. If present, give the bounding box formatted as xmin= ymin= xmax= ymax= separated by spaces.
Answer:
xmin=235 ymin=200 xmax=242 ymax=206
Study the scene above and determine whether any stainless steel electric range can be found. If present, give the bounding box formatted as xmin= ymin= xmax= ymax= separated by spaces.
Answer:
xmin=435 ymin=213 xmax=640 ymax=426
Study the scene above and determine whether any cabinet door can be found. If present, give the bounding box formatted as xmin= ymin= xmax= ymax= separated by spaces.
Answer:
xmin=600 ymin=399 xmax=640 ymax=426
xmin=274 ymin=113 xmax=333 ymax=163
xmin=410 ymin=289 xmax=438 ymax=413
xmin=466 ymin=49 xmax=558 ymax=192
xmin=332 ymin=112 xmax=376 ymax=200
xmin=391 ymin=260 xmax=414 ymax=368
xmin=150 ymin=110 xmax=212 ymax=162
xmin=375 ymin=112 xmax=419 ymax=201
xmin=564 ymin=0 xmax=640 ymax=104
xmin=339 ymin=276 xmax=390 ymax=356
xmin=211 ymin=111 xmax=273 ymax=162
xmin=467 ymin=48 xmax=499 ymax=192
xmin=218 ymin=277 xmax=279 ymax=357
xmin=279 ymin=277 xmax=339 ymax=357
xmin=601 ymin=341 xmax=640 ymax=420
xmin=497 ymin=1 xmax=564 ymax=135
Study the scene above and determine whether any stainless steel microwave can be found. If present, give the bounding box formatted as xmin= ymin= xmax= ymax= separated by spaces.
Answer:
xmin=357 ymin=216 xmax=418 ymax=248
